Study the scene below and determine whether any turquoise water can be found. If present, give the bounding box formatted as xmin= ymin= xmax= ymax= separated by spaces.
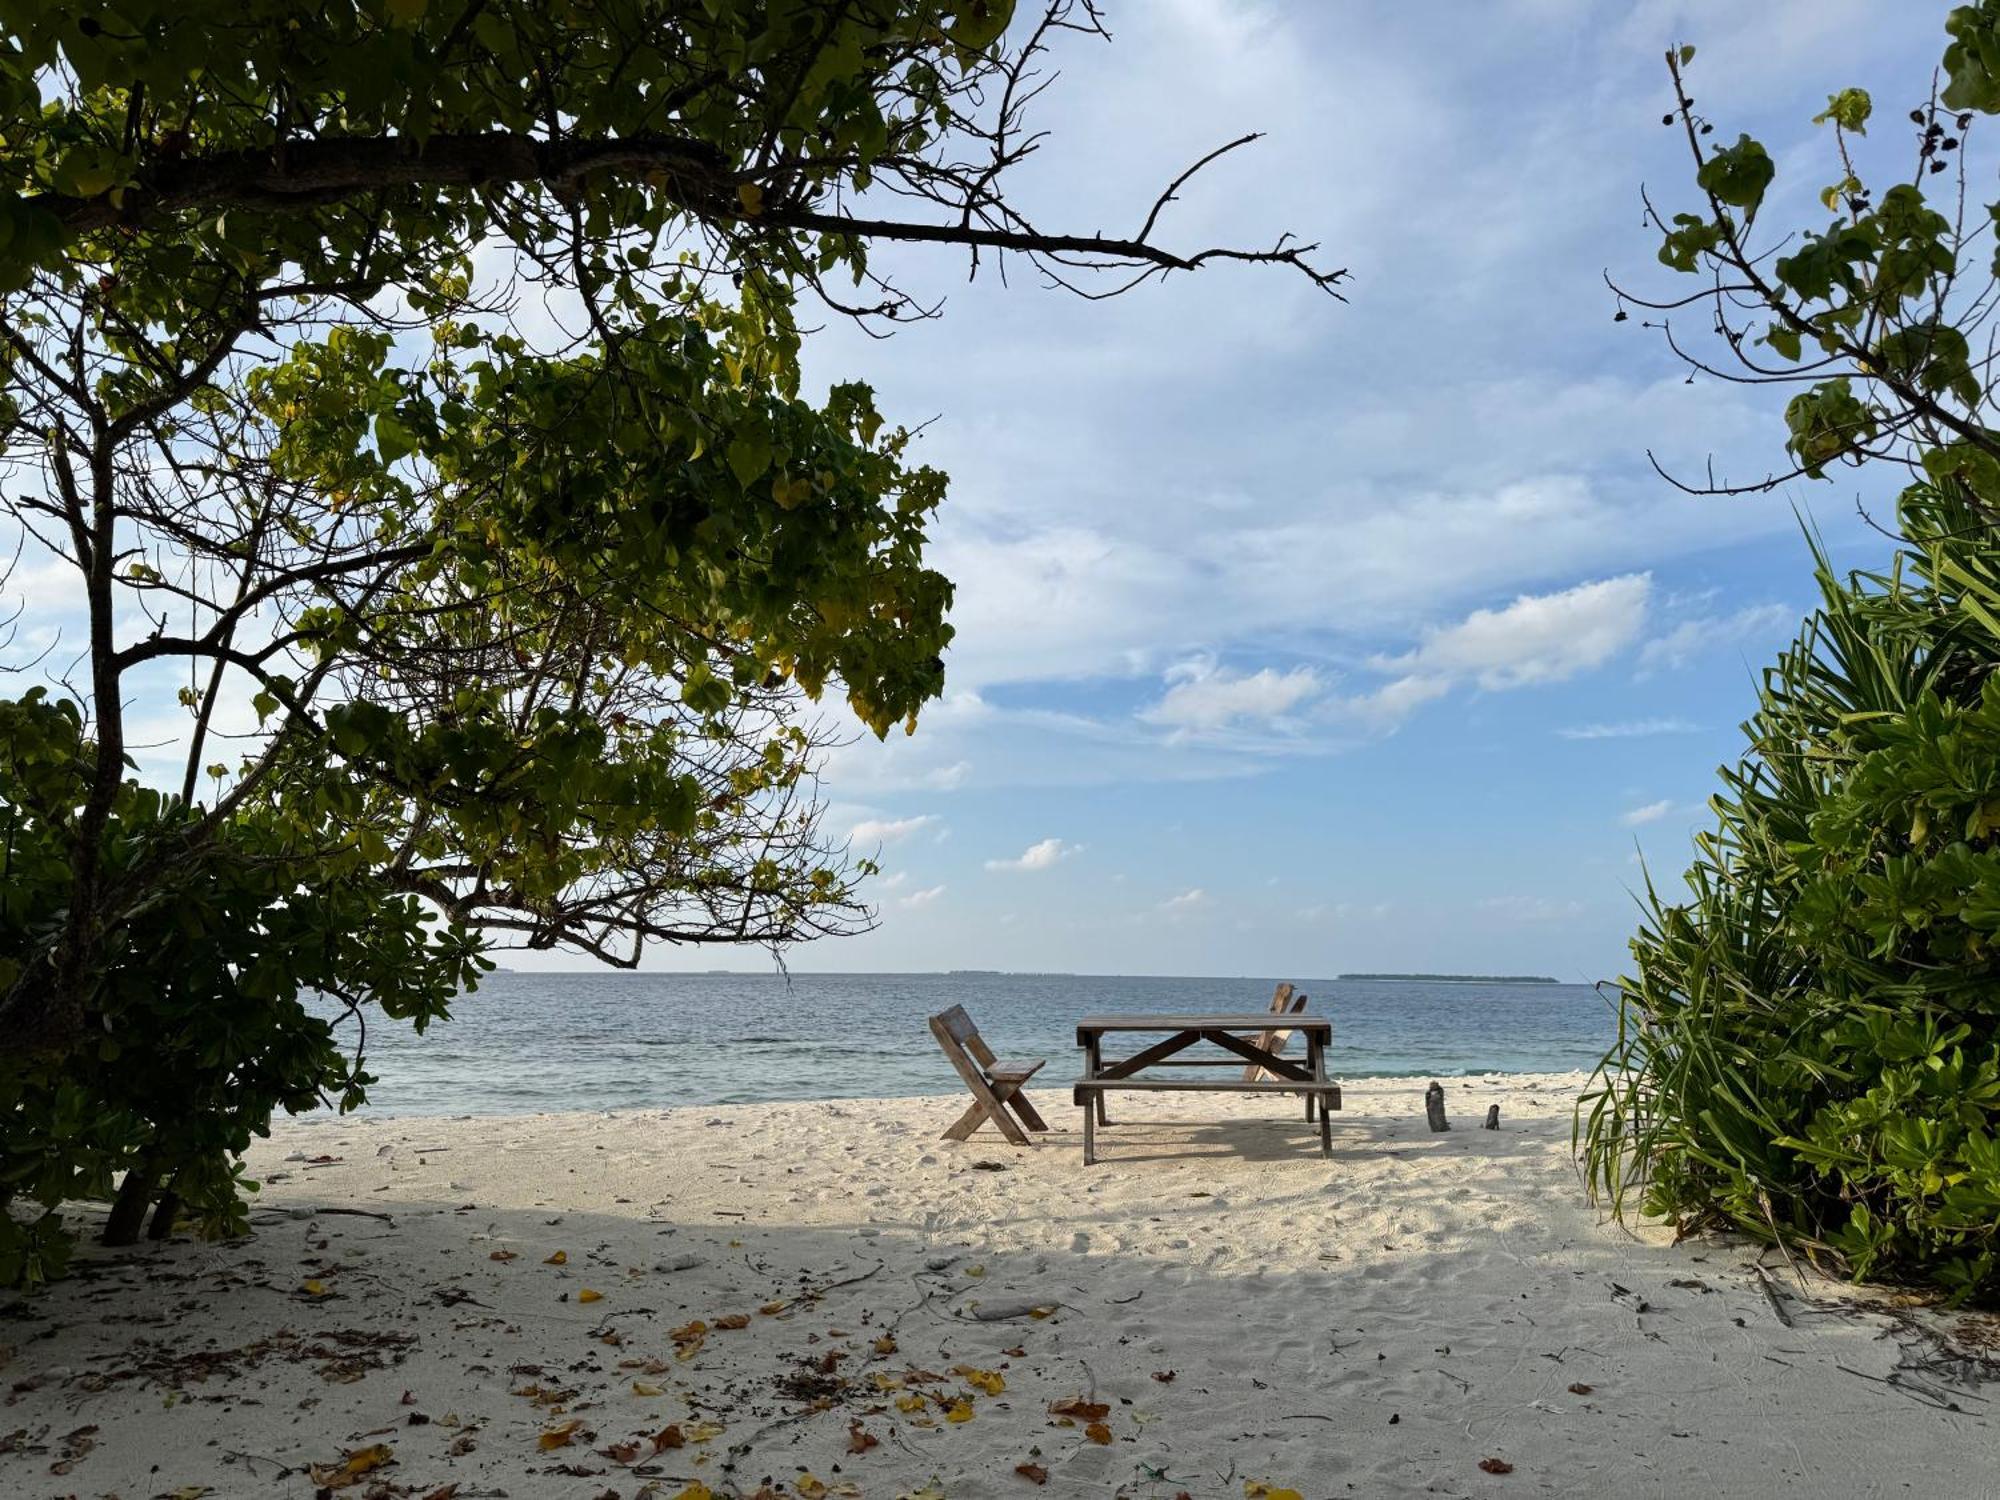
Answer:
xmin=334 ymin=972 xmax=1616 ymax=1115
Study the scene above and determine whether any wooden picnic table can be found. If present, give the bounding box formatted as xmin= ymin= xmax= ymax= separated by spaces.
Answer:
xmin=1072 ymin=1012 xmax=1339 ymax=1165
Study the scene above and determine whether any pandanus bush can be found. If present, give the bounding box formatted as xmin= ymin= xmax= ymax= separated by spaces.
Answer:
xmin=1582 ymin=483 xmax=2000 ymax=1303
xmin=1585 ymin=6 xmax=2000 ymax=1305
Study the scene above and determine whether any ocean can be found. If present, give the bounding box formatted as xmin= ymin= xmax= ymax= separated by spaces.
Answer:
xmin=332 ymin=971 xmax=1617 ymax=1115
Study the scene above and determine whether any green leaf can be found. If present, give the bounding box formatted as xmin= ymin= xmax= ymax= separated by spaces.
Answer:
xmin=1812 ymin=88 xmax=1872 ymax=133
xmin=1697 ymin=135 xmax=1776 ymax=211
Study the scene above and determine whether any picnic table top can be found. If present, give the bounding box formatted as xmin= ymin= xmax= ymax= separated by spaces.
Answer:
xmin=1075 ymin=1012 xmax=1332 ymax=1034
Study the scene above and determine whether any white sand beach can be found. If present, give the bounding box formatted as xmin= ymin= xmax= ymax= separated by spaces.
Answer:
xmin=3 ymin=1073 xmax=1993 ymax=1499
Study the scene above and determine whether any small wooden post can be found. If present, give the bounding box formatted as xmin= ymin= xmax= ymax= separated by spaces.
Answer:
xmin=1425 ymin=1081 xmax=1450 ymax=1132
xmin=1482 ymin=1104 xmax=1500 ymax=1130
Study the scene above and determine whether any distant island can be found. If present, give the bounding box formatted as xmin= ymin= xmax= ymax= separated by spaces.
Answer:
xmin=1340 ymin=972 xmax=1560 ymax=985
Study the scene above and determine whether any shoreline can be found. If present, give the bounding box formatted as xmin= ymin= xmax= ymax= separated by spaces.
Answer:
xmin=4 ymin=1072 xmax=1991 ymax=1498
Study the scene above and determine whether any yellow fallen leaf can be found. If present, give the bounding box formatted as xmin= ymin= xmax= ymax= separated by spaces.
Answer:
xmin=872 ymin=1372 xmax=906 ymax=1391
xmin=713 ymin=1313 xmax=750 ymax=1330
xmin=964 ymin=1265 xmax=986 ymax=1278
xmin=1027 ymin=1306 xmax=1053 ymax=1319
xmin=895 ymin=1393 xmax=928 ymax=1413
xmin=1084 ymin=1421 xmax=1112 ymax=1445
xmin=302 ymin=1279 xmax=327 ymax=1296
xmin=578 ymin=1288 xmax=603 ymax=1303
xmin=674 ymin=1484 xmax=713 ymax=1500
xmin=686 ymin=1419 xmax=726 ymax=1442
xmin=942 ymin=1397 xmax=975 ymax=1424
xmin=538 ymin=1419 xmax=584 ymax=1451
xmin=632 ymin=1382 xmax=666 ymax=1397
xmin=953 ymin=1365 xmax=1004 ymax=1396
xmin=543 ymin=1250 xmax=567 ymax=1265
xmin=759 ymin=1300 xmax=787 ymax=1315
xmin=873 ymin=1333 xmax=899 ymax=1356
xmin=1244 ymin=1486 xmax=1304 ymax=1500
xmin=307 ymin=1441 xmax=395 ymax=1490
xmin=797 ymin=1475 xmax=829 ymax=1500
xmin=898 ymin=1485 xmax=947 ymax=1500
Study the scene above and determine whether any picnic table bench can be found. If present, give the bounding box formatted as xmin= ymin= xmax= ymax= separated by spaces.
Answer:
xmin=1073 ymin=1010 xmax=1339 ymax=1165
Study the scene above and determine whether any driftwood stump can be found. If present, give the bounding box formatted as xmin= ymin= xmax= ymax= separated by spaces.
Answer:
xmin=1482 ymin=1104 xmax=1500 ymax=1130
xmin=1425 ymin=1081 xmax=1450 ymax=1132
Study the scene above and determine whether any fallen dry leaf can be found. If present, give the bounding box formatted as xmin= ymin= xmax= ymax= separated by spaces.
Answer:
xmin=954 ymin=1364 xmax=1005 ymax=1396
xmin=1084 ymin=1421 xmax=1112 ymax=1445
xmin=873 ymin=1334 xmax=899 ymax=1356
xmin=652 ymin=1423 xmax=685 ymax=1451
xmin=543 ymin=1250 xmax=567 ymax=1265
xmin=577 ymin=1288 xmax=603 ymax=1303
xmin=895 ymin=1393 xmax=928 ymax=1414
xmin=942 ymin=1396 xmax=976 ymax=1423
xmin=301 ymin=1279 xmax=328 ymax=1297
xmin=673 ymin=1484 xmax=713 ymax=1500
xmin=1151 ymin=1369 xmax=1177 ymax=1383
xmin=1243 ymin=1486 xmax=1303 ymax=1500
xmin=537 ymin=1419 xmax=585 ymax=1451
xmin=488 ymin=1249 xmax=518 ymax=1262
xmin=760 ymin=1300 xmax=788 ymax=1315
xmin=847 ymin=1419 xmax=880 ymax=1454
xmin=1002 ymin=1345 xmax=1026 ymax=1358
xmin=714 ymin=1313 xmax=750 ymax=1330
xmin=599 ymin=1439 xmax=643 ymax=1464
xmin=1048 ymin=1397 xmax=1110 ymax=1423
xmin=631 ymin=1381 xmax=666 ymax=1398
xmin=1567 ymin=1383 xmax=1594 ymax=1395
xmin=1016 ymin=1462 xmax=1049 ymax=1485
xmin=306 ymin=1442 xmax=394 ymax=1491
xmin=1478 ymin=1457 xmax=1515 ymax=1475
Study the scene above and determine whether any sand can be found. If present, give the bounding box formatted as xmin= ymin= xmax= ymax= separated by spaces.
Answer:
xmin=2 ymin=1072 xmax=1994 ymax=1499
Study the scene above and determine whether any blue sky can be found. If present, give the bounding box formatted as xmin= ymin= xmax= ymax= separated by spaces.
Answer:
xmin=2 ymin=1 xmax=1954 ymax=981
xmin=762 ymin=0 xmax=1941 ymax=979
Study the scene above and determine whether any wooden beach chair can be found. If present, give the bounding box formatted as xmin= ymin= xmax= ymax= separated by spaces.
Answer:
xmin=929 ymin=1005 xmax=1050 ymax=1146
xmin=1242 ymin=982 xmax=1309 ymax=1082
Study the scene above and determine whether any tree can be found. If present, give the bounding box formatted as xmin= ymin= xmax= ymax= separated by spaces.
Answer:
xmin=1582 ymin=7 xmax=2000 ymax=1303
xmin=0 ymin=1 xmax=1340 ymax=1276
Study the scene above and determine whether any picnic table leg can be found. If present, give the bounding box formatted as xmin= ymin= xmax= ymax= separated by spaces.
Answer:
xmin=1310 ymin=1033 xmax=1332 ymax=1156
xmin=1085 ymin=1035 xmax=1110 ymax=1125
xmin=1082 ymin=1099 xmax=1096 ymax=1165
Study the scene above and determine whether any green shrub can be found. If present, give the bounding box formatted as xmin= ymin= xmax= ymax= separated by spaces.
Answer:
xmin=0 ymin=690 xmax=484 ymax=1286
xmin=1582 ymin=485 xmax=2000 ymax=1305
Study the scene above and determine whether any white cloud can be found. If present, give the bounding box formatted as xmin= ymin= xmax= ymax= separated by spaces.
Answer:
xmin=1378 ymin=574 xmax=1652 ymax=690
xmin=1619 ymin=799 xmax=1673 ymax=827
xmin=898 ymin=884 xmax=947 ymax=909
xmin=1141 ymin=657 xmax=1323 ymax=734
xmin=1160 ymin=887 xmax=1208 ymax=913
xmin=1558 ymin=717 xmax=1699 ymax=740
xmin=1639 ymin=603 xmax=1793 ymax=673
xmin=849 ymin=814 xmax=938 ymax=845
xmin=985 ymin=836 xmax=1079 ymax=872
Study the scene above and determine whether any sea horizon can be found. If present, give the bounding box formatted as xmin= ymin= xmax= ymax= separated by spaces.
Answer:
xmin=329 ymin=970 xmax=1617 ymax=1116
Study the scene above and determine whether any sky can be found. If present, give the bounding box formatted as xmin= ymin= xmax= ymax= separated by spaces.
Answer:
xmin=1 ymin=1 xmax=1958 ymax=981
xmin=762 ymin=0 xmax=1943 ymax=980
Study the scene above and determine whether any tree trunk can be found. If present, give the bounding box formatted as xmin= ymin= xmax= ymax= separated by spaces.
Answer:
xmin=147 ymin=1188 xmax=182 ymax=1241
xmin=1424 ymin=1081 xmax=1450 ymax=1132
xmin=103 ymin=1159 xmax=160 ymax=1247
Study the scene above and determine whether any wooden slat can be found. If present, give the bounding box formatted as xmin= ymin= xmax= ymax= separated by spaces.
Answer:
xmin=1072 ymin=1078 xmax=1339 ymax=1100
xmin=1076 ymin=1013 xmax=1332 ymax=1035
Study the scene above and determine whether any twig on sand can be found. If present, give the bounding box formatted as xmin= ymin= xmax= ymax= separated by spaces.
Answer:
xmin=1752 ymin=1266 xmax=1795 ymax=1329
xmin=309 ymin=1207 xmax=396 ymax=1223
